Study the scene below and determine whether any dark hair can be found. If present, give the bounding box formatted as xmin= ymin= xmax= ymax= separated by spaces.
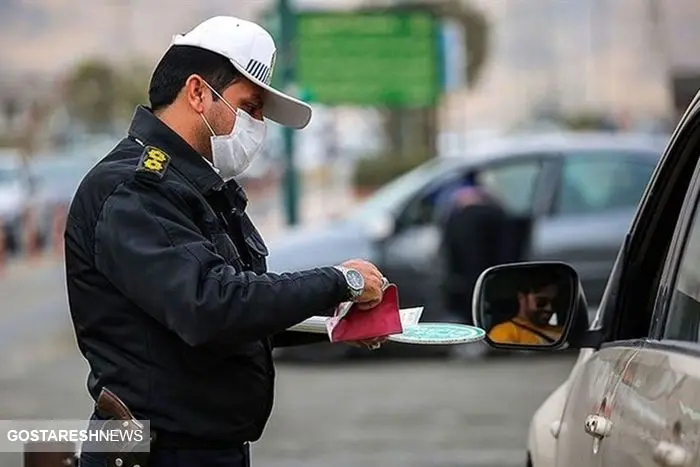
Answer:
xmin=148 ymin=45 xmax=243 ymax=112
xmin=517 ymin=271 xmax=561 ymax=294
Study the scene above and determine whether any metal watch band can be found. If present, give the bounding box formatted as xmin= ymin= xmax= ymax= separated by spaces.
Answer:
xmin=333 ymin=266 xmax=363 ymax=299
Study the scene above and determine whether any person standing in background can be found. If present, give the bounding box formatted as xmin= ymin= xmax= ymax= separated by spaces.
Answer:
xmin=439 ymin=171 xmax=509 ymax=359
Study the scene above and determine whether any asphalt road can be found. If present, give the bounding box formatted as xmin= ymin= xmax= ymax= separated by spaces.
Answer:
xmin=0 ymin=257 xmax=576 ymax=467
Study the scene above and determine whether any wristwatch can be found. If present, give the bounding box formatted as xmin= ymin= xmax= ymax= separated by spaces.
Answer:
xmin=334 ymin=266 xmax=365 ymax=300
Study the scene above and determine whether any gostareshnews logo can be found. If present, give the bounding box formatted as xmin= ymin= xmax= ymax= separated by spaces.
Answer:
xmin=0 ymin=420 xmax=151 ymax=453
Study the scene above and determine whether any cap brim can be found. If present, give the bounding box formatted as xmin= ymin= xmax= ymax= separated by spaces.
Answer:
xmin=233 ymin=62 xmax=312 ymax=130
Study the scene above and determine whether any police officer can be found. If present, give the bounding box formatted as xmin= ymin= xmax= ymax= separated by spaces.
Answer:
xmin=66 ymin=16 xmax=387 ymax=467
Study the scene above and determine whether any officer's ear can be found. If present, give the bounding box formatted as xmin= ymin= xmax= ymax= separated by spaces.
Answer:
xmin=184 ymin=75 xmax=209 ymax=114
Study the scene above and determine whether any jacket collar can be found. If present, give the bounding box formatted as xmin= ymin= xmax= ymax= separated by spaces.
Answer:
xmin=127 ymin=106 xmax=248 ymax=210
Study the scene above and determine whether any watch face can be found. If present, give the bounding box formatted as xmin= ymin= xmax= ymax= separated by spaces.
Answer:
xmin=346 ymin=270 xmax=364 ymax=290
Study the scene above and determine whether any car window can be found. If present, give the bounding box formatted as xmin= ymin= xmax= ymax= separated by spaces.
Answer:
xmin=350 ymin=157 xmax=464 ymax=223
xmin=394 ymin=171 xmax=470 ymax=229
xmin=663 ymin=197 xmax=700 ymax=342
xmin=394 ymin=159 xmax=543 ymax=228
xmin=554 ymin=152 xmax=657 ymax=216
xmin=479 ymin=160 xmax=542 ymax=216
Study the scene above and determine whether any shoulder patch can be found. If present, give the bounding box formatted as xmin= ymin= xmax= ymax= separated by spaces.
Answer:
xmin=136 ymin=146 xmax=170 ymax=178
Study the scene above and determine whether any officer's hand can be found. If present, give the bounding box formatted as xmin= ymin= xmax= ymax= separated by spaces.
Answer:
xmin=346 ymin=336 xmax=387 ymax=351
xmin=341 ymin=259 xmax=385 ymax=310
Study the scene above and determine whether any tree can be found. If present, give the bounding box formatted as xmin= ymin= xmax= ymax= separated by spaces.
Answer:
xmin=451 ymin=0 xmax=490 ymax=89
xmin=116 ymin=61 xmax=151 ymax=120
xmin=63 ymin=59 xmax=120 ymax=133
xmin=379 ymin=0 xmax=492 ymax=161
xmin=386 ymin=0 xmax=491 ymax=89
xmin=62 ymin=58 xmax=152 ymax=133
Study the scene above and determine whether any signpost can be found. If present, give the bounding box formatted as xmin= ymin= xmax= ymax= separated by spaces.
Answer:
xmin=262 ymin=6 xmax=447 ymax=226
xmin=295 ymin=11 xmax=441 ymax=108
xmin=277 ymin=0 xmax=300 ymax=226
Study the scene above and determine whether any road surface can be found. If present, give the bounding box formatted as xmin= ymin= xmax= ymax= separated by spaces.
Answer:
xmin=0 ymin=255 xmax=575 ymax=467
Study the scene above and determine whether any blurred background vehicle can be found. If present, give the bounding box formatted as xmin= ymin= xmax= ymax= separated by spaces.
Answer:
xmin=28 ymin=155 xmax=100 ymax=249
xmin=268 ymin=131 xmax=667 ymax=361
xmin=0 ymin=149 xmax=32 ymax=255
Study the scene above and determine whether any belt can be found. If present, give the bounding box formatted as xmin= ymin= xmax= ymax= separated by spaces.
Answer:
xmin=93 ymin=409 xmax=245 ymax=451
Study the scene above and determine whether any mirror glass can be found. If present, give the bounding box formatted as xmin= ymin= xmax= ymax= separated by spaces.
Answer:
xmin=475 ymin=263 xmax=577 ymax=347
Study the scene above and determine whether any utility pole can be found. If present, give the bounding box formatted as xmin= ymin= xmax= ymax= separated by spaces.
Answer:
xmin=278 ymin=0 xmax=300 ymax=226
xmin=647 ymin=0 xmax=673 ymax=117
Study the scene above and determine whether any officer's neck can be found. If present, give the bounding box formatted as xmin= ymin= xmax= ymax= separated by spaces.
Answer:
xmin=155 ymin=106 xmax=211 ymax=162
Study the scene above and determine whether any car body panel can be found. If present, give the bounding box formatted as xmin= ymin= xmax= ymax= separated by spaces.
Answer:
xmin=554 ymin=346 xmax=640 ymax=467
xmin=528 ymin=348 xmax=595 ymax=467
xmin=528 ymin=378 xmax=569 ymax=467
xmin=597 ymin=345 xmax=700 ymax=466
xmin=266 ymin=220 xmax=374 ymax=272
xmin=380 ymin=224 xmax=444 ymax=317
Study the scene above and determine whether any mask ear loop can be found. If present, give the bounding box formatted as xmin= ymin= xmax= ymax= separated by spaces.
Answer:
xmin=197 ymin=78 xmax=219 ymax=137
xmin=202 ymin=80 xmax=239 ymax=116
xmin=200 ymin=113 xmax=216 ymax=136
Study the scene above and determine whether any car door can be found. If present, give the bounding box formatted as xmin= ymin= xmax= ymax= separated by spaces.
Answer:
xmin=598 ymin=150 xmax=700 ymax=467
xmin=555 ymin=95 xmax=700 ymax=467
xmin=380 ymin=156 xmax=549 ymax=320
xmin=530 ymin=151 xmax=657 ymax=308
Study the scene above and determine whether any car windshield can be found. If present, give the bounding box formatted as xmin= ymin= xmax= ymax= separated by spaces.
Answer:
xmin=350 ymin=157 xmax=463 ymax=222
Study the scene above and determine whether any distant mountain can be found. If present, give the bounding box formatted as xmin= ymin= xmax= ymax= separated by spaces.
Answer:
xmin=0 ymin=0 xmax=267 ymax=76
xmin=2 ymin=0 xmax=700 ymax=130
xmin=2 ymin=0 xmax=699 ymax=77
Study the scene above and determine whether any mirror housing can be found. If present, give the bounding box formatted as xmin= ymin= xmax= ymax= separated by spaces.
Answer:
xmin=472 ymin=261 xmax=589 ymax=351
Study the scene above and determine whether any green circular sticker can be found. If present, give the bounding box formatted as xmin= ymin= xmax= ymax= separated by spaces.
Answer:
xmin=388 ymin=323 xmax=486 ymax=345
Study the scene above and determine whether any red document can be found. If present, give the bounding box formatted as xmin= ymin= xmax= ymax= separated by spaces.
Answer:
xmin=325 ymin=284 xmax=403 ymax=343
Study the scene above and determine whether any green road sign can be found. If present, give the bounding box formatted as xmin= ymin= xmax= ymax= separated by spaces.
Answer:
xmin=295 ymin=11 xmax=441 ymax=107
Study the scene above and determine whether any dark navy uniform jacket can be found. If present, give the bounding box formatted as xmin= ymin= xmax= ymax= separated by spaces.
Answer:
xmin=65 ymin=106 xmax=349 ymax=445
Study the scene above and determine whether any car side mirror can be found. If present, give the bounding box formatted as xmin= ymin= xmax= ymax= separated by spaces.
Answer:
xmin=472 ymin=261 xmax=587 ymax=350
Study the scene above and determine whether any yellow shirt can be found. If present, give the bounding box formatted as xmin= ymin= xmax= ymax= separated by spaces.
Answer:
xmin=488 ymin=318 xmax=563 ymax=345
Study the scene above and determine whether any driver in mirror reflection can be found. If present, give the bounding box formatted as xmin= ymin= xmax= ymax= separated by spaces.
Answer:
xmin=488 ymin=278 xmax=564 ymax=345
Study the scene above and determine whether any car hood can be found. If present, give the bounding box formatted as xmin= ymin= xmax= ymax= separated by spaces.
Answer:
xmin=265 ymin=219 xmax=374 ymax=273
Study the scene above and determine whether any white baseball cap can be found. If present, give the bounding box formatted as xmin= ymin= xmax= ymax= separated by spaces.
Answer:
xmin=171 ymin=16 xmax=312 ymax=129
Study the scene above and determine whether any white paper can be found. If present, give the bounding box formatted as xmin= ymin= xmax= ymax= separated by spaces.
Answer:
xmin=399 ymin=307 xmax=424 ymax=327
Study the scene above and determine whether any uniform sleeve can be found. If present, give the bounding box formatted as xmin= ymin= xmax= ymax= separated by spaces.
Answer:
xmin=94 ymin=178 xmax=349 ymax=347
xmin=270 ymin=306 xmax=336 ymax=347
xmin=271 ymin=331 xmax=330 ymax=347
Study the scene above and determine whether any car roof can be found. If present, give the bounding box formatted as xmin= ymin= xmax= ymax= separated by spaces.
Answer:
xmin=446 ymin=131 xmax=669 ymax=166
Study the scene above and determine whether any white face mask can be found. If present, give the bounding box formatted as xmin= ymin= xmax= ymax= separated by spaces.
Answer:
xmin=200 ymin=82 xmax=267 ymax=182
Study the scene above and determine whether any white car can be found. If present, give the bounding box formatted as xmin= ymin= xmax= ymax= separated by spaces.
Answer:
xmin=474 ymin=90 xmax=700 ymax=467
xmin=525 ymin=349 xmax=593 ymax=467
xmin=0 ymin=151 xmax=32 ymax=252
